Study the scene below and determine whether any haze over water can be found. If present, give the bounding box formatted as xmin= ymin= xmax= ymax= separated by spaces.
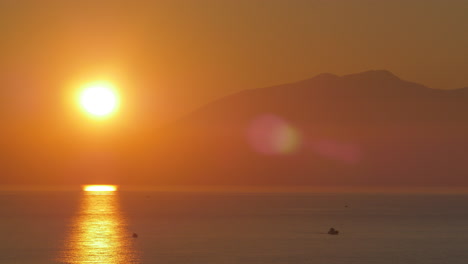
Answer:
xmin=1 ymin=188 xmax=468 ymax=264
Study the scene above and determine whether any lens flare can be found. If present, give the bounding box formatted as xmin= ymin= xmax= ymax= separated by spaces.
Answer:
xmin=83 ymin=185 xmax=117 ymax=192
xmin=310 ymin=139 xmax=362 ymax=164
xmin=247 ymin=114 xmax=301 ymax=155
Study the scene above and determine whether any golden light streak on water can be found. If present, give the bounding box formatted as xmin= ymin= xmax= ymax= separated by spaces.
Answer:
xmin=59 ymin=189 xmax=139 ymax=263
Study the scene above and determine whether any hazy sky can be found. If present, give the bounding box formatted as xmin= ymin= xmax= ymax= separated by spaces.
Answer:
xmin=1 ymin=0 xmax=467 ymax=124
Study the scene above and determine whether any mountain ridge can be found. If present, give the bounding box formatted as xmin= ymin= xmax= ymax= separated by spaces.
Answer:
xmin=174 ymin=70 xmax=467 ymax=128
xmin=139 ymin=70 xmax=468 ymax=187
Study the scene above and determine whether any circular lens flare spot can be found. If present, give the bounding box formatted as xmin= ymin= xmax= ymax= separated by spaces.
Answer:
xmin=247 ymin=115 xmax=301 ymax=155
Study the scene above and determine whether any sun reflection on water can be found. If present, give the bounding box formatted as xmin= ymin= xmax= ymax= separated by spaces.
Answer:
xmin=59 ymin=190 xmax=139 ymax=263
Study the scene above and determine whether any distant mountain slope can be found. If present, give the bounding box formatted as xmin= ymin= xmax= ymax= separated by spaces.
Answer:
xmin=142 ymin=70 xmax=468 ymax=187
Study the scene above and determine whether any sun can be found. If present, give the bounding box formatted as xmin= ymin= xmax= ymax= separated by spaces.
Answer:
xmin=79 ymin=82 xmax=119 ymax=117
xmin=83 ymin=185 xmax=118 ymax=192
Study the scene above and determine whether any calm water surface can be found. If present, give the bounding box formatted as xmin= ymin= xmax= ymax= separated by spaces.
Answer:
xmin=1 ymin=190 xmax=468 ymax=263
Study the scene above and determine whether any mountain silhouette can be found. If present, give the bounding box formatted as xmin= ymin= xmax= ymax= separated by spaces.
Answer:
xmin=143 ymin=70 xmax=468 ymax=187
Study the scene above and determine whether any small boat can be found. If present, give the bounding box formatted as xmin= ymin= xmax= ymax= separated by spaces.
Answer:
xmin=327 ymin=228 xmax=339 ymax=235
xmin=132 ymin=233 xmax=138 ymax=238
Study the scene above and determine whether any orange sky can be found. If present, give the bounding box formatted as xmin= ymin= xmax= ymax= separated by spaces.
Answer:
xmin=1 ymin=1 xmax=468 ymax=187
xmin=1 ymin=0 xmax=467 ymax=125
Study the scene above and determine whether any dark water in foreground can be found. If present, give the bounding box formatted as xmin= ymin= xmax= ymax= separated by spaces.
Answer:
xmin=1 ymin=190 xmax=468 ymax=264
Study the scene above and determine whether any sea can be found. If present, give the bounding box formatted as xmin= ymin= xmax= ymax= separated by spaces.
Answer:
xmin=1 ymin=188 xmax=468 ymax=264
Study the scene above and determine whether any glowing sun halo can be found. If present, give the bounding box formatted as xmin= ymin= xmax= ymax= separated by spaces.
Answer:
xmin=79 ymin=82 xmax=119 ymax=117
xmin=83 ymin=185 xmax=118 ymax=192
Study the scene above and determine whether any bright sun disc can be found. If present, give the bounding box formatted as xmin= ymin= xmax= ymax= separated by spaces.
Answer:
xmin=79 ymin=82 xmax=119 ymax=117
xmin=83 ymin=185 xmax=117 ymax=192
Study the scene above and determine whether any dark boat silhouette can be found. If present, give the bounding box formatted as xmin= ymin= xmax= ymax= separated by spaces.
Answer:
xmin=328 ymin=228 xmax=339 ymax=235
xmin=132 ymin=233 xmax=138 ymax=238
